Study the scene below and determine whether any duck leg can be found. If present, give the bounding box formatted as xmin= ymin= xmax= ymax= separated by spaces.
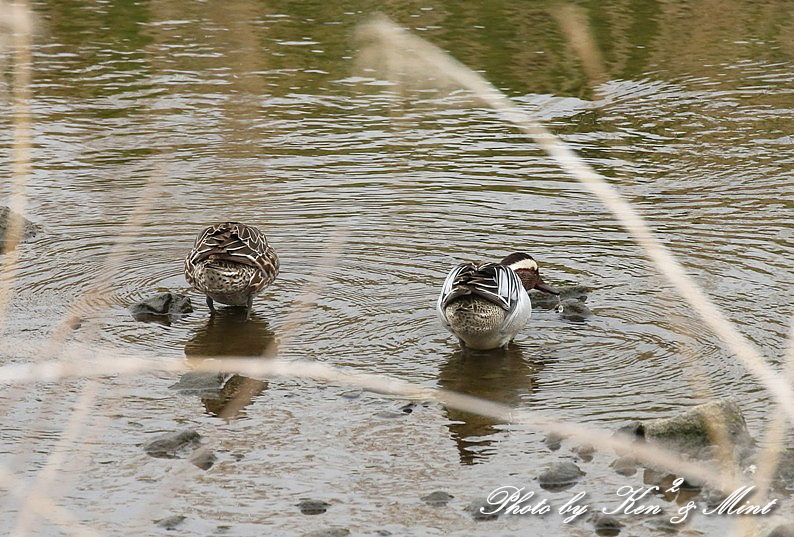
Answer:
xmin=245 ymin=295 xmax=254 ymax=319
xmin=206 ymin=296 xmax=216 ymax=314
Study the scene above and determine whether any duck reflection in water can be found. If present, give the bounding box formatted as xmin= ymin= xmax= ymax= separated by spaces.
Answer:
xmin=178 ymin=307 xmax=277 ymax=419
xmin=437 ymin=345 xmax=542 ymax=464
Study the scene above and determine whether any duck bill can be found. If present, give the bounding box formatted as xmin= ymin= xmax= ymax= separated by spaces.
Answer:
xmin=534 ymin=278 xmax=559 ymax=295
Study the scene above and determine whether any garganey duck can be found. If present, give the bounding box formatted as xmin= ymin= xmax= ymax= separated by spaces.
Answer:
xmin=437 ymin=252 xmax=559 ymax=350
xmin=185 ymin=222 xmax=279 ymax=313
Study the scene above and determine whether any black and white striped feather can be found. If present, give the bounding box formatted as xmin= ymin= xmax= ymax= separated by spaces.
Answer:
xmin=438 ymin=262 xmax=524 ymax=312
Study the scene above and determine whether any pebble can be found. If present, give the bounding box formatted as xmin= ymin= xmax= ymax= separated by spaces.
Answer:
xmin=538 ymin=461 xmax=584 ymax=491
xmin=155 ymin=515 xmax=186 ymax=530
xmin=297 ymin=500 xmax=331 ymax=515
xmin=420 ymin=491 xmax=454 ymax=506
xmin=143 ymin=429 xmax=201 ymax=459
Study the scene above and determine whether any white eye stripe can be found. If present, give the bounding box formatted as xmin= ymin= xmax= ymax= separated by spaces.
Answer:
xmin=507 ymin=258 xmax=538 ymax=271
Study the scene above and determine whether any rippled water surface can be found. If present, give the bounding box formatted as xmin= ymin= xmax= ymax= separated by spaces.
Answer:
xmin=1 ymin=1 xmax=792 ymax=535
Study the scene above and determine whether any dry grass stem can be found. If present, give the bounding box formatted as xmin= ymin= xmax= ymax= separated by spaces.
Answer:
xmin=0 ymin=339 xmax=742 ymax=492
xmin=752 ymin=315 xmax=794 ymax=502
xmin=0 ymin=2 xmax=33 ymax=326
xmin=550 ymin=4 xmax=608 ymax=92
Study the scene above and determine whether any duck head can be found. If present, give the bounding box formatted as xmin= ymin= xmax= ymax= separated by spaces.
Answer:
xmin=500 ymin=252 xmax=559 ymax=295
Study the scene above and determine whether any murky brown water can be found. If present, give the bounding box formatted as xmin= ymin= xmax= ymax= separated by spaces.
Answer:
xmin=1 ymin=0 xmax=793 ymax=535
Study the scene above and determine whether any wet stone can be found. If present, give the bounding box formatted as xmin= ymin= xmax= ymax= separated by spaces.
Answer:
xmin=543 ymin=432 xmax=566 ymax=451
xmin=143 ymin=429 xmax=201 ymax=459
xmin=421 ymin=491 xmax=454 ymax=506
xmin=467 ymin=499 xmax=500 ymax=521
xmin=589 ymin=513 xmax=624 ymax=536
xmin=772 ymin=450 xmax=794 ymax=492
xmin=155 ymin=515 xmax=186 ymax=530
xmin=538 ymin=461 xmax=584 ymax=492
xmin=610 ymin=455 xmax=638 ymax=477
xmin=130 ymin=292 xmax=192 ymax=323
xmin=620 ymin=399 xmax=753 ymax=457
xmin=0 ymin=207 xmax=40 ymax=253
xmin=189 ymin=446 xmax=216 ymax=470
xmin=642 ymin=514 xmax=678 ymax=534
xmin=301 ymin=529 xmax=350 ymax=537
xmin=170 ymin=371 xmax=231 ymax=396
xmin=768 ymin=523 xmax=794 ymax=537
xmin=572 ymin=443 xmax=596 ymax=462
xmin=297 ymin=500 xmax=331 ymax=515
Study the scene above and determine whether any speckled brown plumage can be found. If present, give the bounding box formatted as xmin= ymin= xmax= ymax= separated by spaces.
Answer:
xmin=185 ymin=222 xmax=279 ymax=312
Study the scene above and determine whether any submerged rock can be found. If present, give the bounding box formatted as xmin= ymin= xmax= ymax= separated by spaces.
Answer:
xmin=619 ymin=399 xmax=753 ymax=457
xmin=538 ymin=461 xmax=584 ymax=491
xmin=589 ymin=512 xmax=624 ymax=536
xmin=610 ymin=455 xmax=638 ymax=477
xmin=543 ymin=432 xmax=566 ymax=451
xmin=301 ymin=530 xmax=350 ymax=537
xmin=768 ymin=523 xmax=794 ymax=537
xmin=297 ymin=500 xmax=331 ymax=515
xmin=572 ymin=443 xmax=596 ymax=462
xmin=171 ymin=371 xmax=267 ymax=419
xmin=189 ymin=446 xmax=217 ymax=470
xmin=421 ymin=491 xmax=454 ymax=506
xmin=143 ymin=429 xmax=201 ymax=459
xmin=130 ymin=292 xmax=192 ymax=323
xmin=771 ymin=450 xmax=794 ymax=493
xmin=155 ymin=515 xmax=186 ymax=530
xmin=467 ymin=498 xmax=500 ymax=521
xmin=0 ymin=207 xmax=39 ymax=253
xmin=169 ymin=371 xmax=233 ymax=396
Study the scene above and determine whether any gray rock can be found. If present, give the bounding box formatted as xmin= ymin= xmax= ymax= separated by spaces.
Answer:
xmin=143 ymin=429 xmax=201 ymax=459
xmin=642 ymin=514 xmax=678 ymax=534
xmin=297 ymin=500 xmax=331 ymax=515
xmin=538 ymin=461 xmax=584 ymax=491
xmin=170 ymin=371 xmax=233 ymax=396
xmin=130 ymin=292 xmax=192 ymax=323
xmin=467 ymin=499 xmax=500 ymax=521
xmin=589 ymin=512 xmax=623 ymax=536
xmin=421 ymin=491 xmax=454 ymax=506
xmin=769 ymin=523 xmax=794 ymax=537
xmin=772 ymin=451 xmax=794 ymax=493
xmin=572 ymin=443 xmax=596 ymax=462
xmin=189 ymin=446 xmax=216 ymax=470
xmin=0 ymin=207 xmax=39 ymax=253
xmin=619 ymin=399 xmax=753 ymax=456
xmin=155 ymin=515 xmax=186 ymax=530
xmin=610 ymin=455 xmax=638 ymax=476
xmin=543 ymin=432 xmax=566 ymax=451
xmin=301 ymin=530 xmax=350 ymax=537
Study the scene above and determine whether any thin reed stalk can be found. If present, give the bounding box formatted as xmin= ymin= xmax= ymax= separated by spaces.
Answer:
xmin=0 ymin=2 xmax=32 ymax=325
xmin=0 ymin=338 xmax=743 ymax=493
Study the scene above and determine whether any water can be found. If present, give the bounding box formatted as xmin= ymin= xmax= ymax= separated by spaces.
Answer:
xmin=1 ymin=1 xmax=792 ymax=535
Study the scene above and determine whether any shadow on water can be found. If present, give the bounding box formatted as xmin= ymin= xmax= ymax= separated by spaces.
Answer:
xmin=176 ymin=307 xmax=278 ymax=419
xmin=437 ymin=345 xmax=542 ymax=465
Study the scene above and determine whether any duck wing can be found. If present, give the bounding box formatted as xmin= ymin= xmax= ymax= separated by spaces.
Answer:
xmin=438 ymin=262 xmax=523 ymax=311
xmin=186 ymin=222 xmax=279 ymax=287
